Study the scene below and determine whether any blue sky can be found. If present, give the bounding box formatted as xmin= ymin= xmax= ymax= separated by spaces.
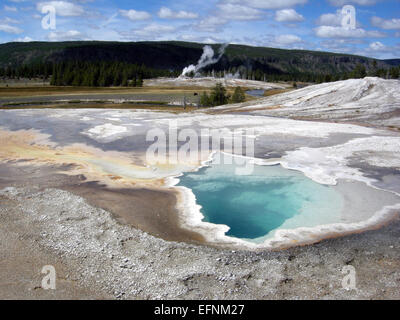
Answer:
xmin=0 ymin=0 xmax=399 ymax=59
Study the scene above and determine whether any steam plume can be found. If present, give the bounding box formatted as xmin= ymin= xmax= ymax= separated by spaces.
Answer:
xmin=180 ymin=43 xmax=229 ymax=77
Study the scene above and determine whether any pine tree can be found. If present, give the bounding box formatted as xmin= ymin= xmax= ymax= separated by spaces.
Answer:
xmin=210 ymin=83 xmax=230 ymax=106
xmin=113 ymin=72 xmax=122 ymax=86
xmin=231 ymin=87 xmax=246 ymax=103
xmin=136 ymin=75 xmax=143 ymax=87
xmin=350 ymin=64 xmax=366 ymax=79
xmin=121 ymin=72 xmax=128 ymax=87
xmin=199 ymin=92 xmax=211 ymax=107
xmin=390 ymin=67 xmax=399 ymax=79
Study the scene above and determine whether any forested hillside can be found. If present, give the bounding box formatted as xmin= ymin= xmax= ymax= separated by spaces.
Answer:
xmin=0 ymin=41 xmax=399 ymax=86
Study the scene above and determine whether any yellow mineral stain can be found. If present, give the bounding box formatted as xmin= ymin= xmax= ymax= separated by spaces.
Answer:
xmin=0 ymin=128 xmax=201 ymax=188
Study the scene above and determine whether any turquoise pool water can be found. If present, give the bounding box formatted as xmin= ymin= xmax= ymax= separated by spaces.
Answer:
xmin=177 ymin=156 xmax=345 ymax=242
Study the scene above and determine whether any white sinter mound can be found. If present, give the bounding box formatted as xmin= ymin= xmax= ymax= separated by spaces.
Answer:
xmin=145 ymin=77 xmax=288 ymax=90
xmin=214 ymin=77 xmax=400 ymax=128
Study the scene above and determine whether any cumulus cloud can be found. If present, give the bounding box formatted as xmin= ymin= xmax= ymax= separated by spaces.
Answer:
xmin=196 ymin=16 xmax=228 ymax=32
xmin=315 ymin=25 xmax=386 ymax=38
xmin=222 ymin=0 xmax=308 ymax=9
xmin=320 ymin=38 xmax=365 ymax=51
xmin=316 ymin=12 xmax=342 ymax=26
xmin=363 ymin=41 xmax=400 ymax=58
xmin=371 ymin=16 xmax=400 ymax=30
xmin=158 ymin=7 xmax=198 ymax=19
xmin=178 ymin=34 xmax=221 ymax=44
xmin=132 ymin=23 xmax=176 ymax=37
xmin=316 ymin=8 xmax=366 ymax=29
xmin=275 ymin=9 xmax=304 ymax=22
xmin=48 ymin=30 xmax=84 ymax=41
xmin=14 ymin=36 xmax=33 ymax=42
xmin=274 ymin=34 xmax=302 ymax=45
xmin=194 ymin=2 xmax=264 ymax=32
xmin=120 ymin=9 xmax=151 ymax=21
xmin=37 ymin=1 xmax=84 ymax=17
xmin=368 ymin=41 xmax=386 ymax=51
xmin=0 ymin=24 xmax=23 ymax=34
xmin=217 ymin=3 xmax=263 ymax=20
xmin=315 ymin=9 xmax=386 ymax=40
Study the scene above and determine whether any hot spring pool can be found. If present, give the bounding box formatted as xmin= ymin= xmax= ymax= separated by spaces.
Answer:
xmin=177 ymin=156 xmax=345 ymax=243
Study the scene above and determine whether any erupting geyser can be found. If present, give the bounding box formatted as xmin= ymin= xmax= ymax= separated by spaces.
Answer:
xmin=180 ymin=43 xmax=229 ymax=78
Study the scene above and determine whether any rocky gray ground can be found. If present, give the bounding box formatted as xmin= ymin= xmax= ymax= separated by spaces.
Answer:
xmin=1 ymin=186 xmax=399 ymax=300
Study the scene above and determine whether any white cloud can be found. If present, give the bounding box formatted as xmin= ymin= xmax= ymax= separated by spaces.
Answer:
xmin=363 ymin=42 xmax=400 ymax=59
xmin=119 ymin=9 xmax=151 ymax=21
xmin=37 ymin=1 xmax=84 ymax=17
xmin=132 ymin=23 xmax=176 ymax=37
xmin=0 ymin=24 xmax=23 ymax=34
xmin=1 ymin=17 xmax=19 ymax=24
xmin=4 ymin=5 xmax=18 ymax=12
xmin=222 ymin=0 xmax=307 ymax=9
xmin=158 ymin=7 xmax=198 ymax=19
xmin=316 ymin=9 xmax=364 ymax=28
xmin=327 ymin=0 xmax=378 ymax=6
xmin=275 ymin=34 xmax=302 ymax=45
xmin=14 ymin=36 xmax=33 ymax=42
xmin=320 ymin=38 xmax=365 ymax=52
xmin=194 ymin=2 xmax=264 ymax=32
xmin=315 ymin=26 xmax=386 ymax=38
xmin=217 ymin=4 xmax=263 ymax=20
xmin=178 ymin=34 xmax=222 ymax=44
xmin=316 ymin=12 xmax=342 ymax=26
xmin=196 ymin=16 xmax=228 ymax=32
xmin=323 ymin=38 xmax=365 ymax=45
xmin=48 ymin=30 xmax=83 ymax=41
xmin=368 ymin=41 xmax=386 ymax=51
xmin=371 ymin=16 xmax=400 ymax=30
xmin=275 ymin=9 xmax=304 ymax=22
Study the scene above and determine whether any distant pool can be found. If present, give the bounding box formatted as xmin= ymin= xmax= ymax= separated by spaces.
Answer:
xmin=177 ymin=155 xmax=344 ymax=243
xmin=245 ymin=89 xmax=265 ymax=97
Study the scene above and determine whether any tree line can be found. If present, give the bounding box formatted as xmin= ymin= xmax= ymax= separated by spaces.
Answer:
xmin=49 ymin=61 xmax=175 ymax=87
xmin=0 ymin=60 xmax=399 ymax=86
xmin=201 ymin=63 xmax=400 ymax=83
xmin=0 ymin=61 xmax=52 ymax=79
xmin=0 ymin=61 xmax=176 ymax=87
